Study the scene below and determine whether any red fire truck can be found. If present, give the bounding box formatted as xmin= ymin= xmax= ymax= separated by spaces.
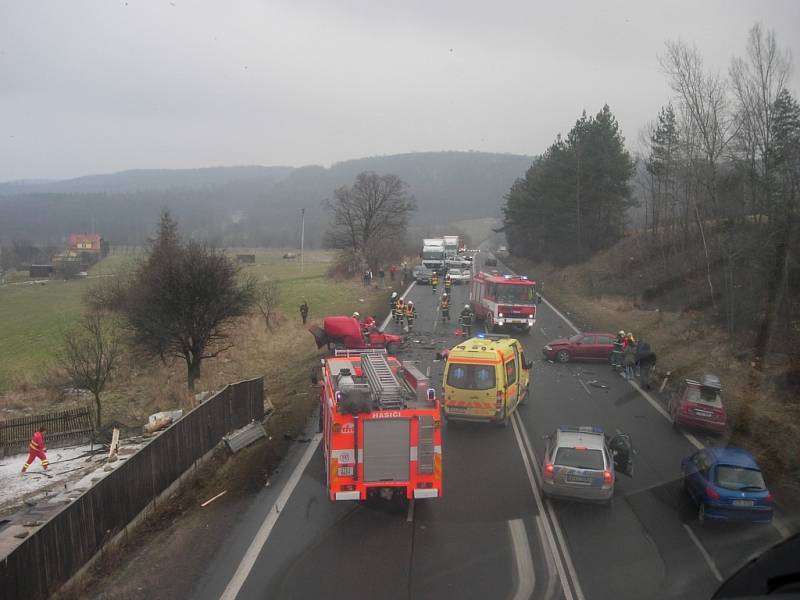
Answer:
xmin=316 ymin=349 xmax=443 ymax=502
xmin=470 ymin=271 xmax=537 ymax=333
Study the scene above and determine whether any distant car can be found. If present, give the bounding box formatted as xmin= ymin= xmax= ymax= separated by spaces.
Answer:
xmin=669 ymin=375 xmax=727 ymax=434
xmin=681 ymin=448 xmax=773 ymax=525
xmin=413 ymin=266 xmax=433 ymax=284
xmin=542 ymin=332 xmax=616 ymax=363
xmin=541 ymin=426 xmax=634 ymax=503
xmin=77 ymin=271 xmax=89 ymax=278
xmin=447 ymin=268 xmax=471 ymax=284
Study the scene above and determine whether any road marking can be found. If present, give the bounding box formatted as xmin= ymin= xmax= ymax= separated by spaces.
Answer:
xmin=380 ymin=281 xmax=416 ymax=331
xmin=508 ymin=519 xmax=536 ymax=600
xmin=539 ymin=296 xmax=580 ymax=334
xmin=406 ymin=499 xmax=415 ymax=522
xmin=534 ymin=515 xmax=559 ymax=600
xmin=511 ymin=414 xmax=576 ymax=600
xmin=539 ymin=327 xmax=548 ymax=338
xmin=577 ymin=377 xmax=591 ymax=396
xmin=627 ymin=380 xmax=704 ymax=450
xmin=682 ymin=524 xmax=723 ymax=582
xmin=220 ymin=434 xmax=322 ymax=600
xmin=514 ymin=412 xmax=586 ymax=600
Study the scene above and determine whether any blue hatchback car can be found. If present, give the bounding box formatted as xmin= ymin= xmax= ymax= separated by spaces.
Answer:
xmin=681 ymin=448 xmax=773 ymax=525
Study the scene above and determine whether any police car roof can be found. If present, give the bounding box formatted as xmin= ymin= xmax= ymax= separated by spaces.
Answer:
xmin=555 ymin=426 xmax=605 ymax=449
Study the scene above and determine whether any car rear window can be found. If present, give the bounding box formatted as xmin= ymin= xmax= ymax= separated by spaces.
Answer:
xmin=686 ymin=387 xmax=722 ymax=406
xmin=716 ymin=465 xmax=766 ymax=491
xmin=554 ymin=448 xmax=604 ymax=470
xmin=446 ymin=363 xmax=496 ymax=390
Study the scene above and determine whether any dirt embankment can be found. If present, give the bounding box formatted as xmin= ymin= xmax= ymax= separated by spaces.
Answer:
xmin=504 ymin=248 xmax=800 ymax=489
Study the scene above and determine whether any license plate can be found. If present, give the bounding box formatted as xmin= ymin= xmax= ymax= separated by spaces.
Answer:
xmin=337 ymin=466 xmax=354 ymax=477
xmin=565 ymin=474 xmax=591 ymax=485
xmin=733 ymin=499 xmax=754 ymax=507
xmin=447 ymin=405 xmax=467 ymax=413
xmin=694 ymin=410 xmax=713 ymax=417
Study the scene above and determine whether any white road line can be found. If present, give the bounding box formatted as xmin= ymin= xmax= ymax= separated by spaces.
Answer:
xmin=539 ymin=327 xmax=548 ymax=338
xmin=508 ymin=519 xmax=536 ymax=600
xmin=577 ymin=378 xmax=591 ymax=396
xmin=682 ymin=524 xmax=723 ymax=582
xmin=534 ymin=515 xmax=559 ymax=600
xmin=627 ymin=379 xmax=704 ymax=450
xmin=515 ymin=412 xmax=586 ymax=600
xmin=220 ymin=434 xmax=322 ymax=600
xmin=406 ymin=499 xmax=416 ymax=523
xmin=539 ymin=296 xmax=580 ymax=334
xmin=511 ymin=414 xmax=575 ymax=600
xmin=380 ymin=281 xmax=416 ymax=330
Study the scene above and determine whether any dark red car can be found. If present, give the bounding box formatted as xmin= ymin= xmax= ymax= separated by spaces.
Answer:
xmin=308 ymin=316 xmax=402 ymax=353
xmin=542 ymin=332 xmax=616 ymax=363
xmin=669 ymin=375 xmax=727 ymax=434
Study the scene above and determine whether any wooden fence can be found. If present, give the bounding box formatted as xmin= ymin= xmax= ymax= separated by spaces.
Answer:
xmin=0 ymin=407 xmax=94 ymax=457
xmin=0 ymin=377 xmax=265 ymax=600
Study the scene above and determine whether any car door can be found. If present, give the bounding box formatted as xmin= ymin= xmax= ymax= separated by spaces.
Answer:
xmin=594 ymin=335 xmax=615 ymax=361
xmin=504 ymin=350 xmax=519 ymax=413
xmin=608 ymin=433 xmax=634 ymax=477
xmin=573 ymin=335 xmax=595 ymax=360
xmin=687 ymin=451 xmax=711 ymax=500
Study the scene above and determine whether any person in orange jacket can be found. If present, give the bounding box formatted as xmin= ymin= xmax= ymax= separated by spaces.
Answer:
xmin=22 ymin=426 xmax=49 ymax=473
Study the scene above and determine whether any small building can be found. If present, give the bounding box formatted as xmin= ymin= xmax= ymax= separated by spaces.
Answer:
xmin=236 ymin=254 xmax=256 ymax=264
xmin=29 ymin=264 xmax=54 ymax=278
xmin=68 ymin=233 xmax=103 ymax=253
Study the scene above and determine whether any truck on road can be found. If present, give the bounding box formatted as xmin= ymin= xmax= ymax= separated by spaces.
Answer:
xmin=422 ymin=238 xmax=445 ymax=272
xmin=470 ymin=271 xmax=537 ymax=333
xmin=316 ymin=349 xmax=443 ymax=502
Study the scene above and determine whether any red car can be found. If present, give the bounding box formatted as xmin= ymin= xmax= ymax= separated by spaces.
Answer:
xmin=542 ymin=332 xmax=616 ymax=363
xmin=308 ymin=316 xmax=402 ymax=353
xmin=669 ymin=375 xmax=727 ymax=434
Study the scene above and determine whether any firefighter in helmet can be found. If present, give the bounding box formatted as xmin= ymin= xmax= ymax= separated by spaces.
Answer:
xmin=394 ymin=298 xmax=405 ymax=326
xmin=440 ymin=292 xmax=451 ymax=323
xmin=430 ymin=271 xmax=439 ymax=294
xmin=405 ymin=300 xmax=417 ymax=331
xmin=390 ymin=291 xmax=398 ymax=314
xmin=444 ymin=272 xmax=453 ymax=294
xmin=459 ymin=304 xmax=474 ymax=337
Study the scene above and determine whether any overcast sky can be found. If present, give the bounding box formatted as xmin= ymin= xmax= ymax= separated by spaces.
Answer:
xmin=1 ymin=0 xmax=798 ymax=181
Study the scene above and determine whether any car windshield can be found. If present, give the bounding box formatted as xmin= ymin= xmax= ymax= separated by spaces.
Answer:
xmin=446 ymin=363 xmax=496 ymax=390
xmin=687 ymin=387 xmax=722 ymax=406
xmin=716 ymin=466 xmax=766 ymax=491
xmin=496 ymin=283 xmax=535 ymax=304
xmin=555 ymin=448 xmax=605 ymax=470
xmin=423 ymin=251 xmax=443 ymax=260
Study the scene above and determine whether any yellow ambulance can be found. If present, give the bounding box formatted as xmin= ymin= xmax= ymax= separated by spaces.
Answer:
xmin=442 ymin=334 xmax=532 ymax=425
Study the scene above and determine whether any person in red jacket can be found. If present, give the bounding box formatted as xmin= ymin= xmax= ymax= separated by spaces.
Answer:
xmin=21 ymin=426 xmax=49 ymax=473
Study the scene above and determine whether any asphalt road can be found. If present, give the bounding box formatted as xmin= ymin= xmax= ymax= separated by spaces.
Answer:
xmin=192 ymin=252 xmax=790 ymax=600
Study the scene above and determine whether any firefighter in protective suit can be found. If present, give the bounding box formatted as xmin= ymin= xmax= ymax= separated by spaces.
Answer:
xmin=440 ymin=293 xmax=451 ymax=323
xmin=444 ymin=273 xmax=453 ymax=294
xmin=405 ymin=301 xmax=417 ymax=331
xmin=389 ymin=291 xmax=398 ymax=315
xmin=21 ymin=427 xmax=49 ymax=473
xmin=431 ymin=272 xmax=439 ymax=294
xmin=394 ymin=298 xmax=405 ymax=326
xmin=459 ymin=304 xmax=474 ymax=337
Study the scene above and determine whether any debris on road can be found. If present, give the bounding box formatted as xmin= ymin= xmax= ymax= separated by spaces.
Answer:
xmin=200 ymin=490 xmax=227 ymax=507
xmin=224 ymin=421 xmax=267 ymax=453
xmin=587 ymin=380 xmax=609 ymax=389
xmin=144 ymin=415 xmax=173 ymax=434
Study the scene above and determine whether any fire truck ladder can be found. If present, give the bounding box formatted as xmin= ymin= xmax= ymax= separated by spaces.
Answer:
xmin=361 ymin=352 xmax=405 ymax=410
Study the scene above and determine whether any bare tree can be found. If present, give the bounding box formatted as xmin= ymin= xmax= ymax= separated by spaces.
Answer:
xmin=58 ymin=314 xmax=122 ymax=429
xmin=730 ymin=23 xmax=793 ymax=219
xmin=324 ymin=172 xmax=417 ymax=271
xmin=254 ymin=279 xmax=280 ymax=330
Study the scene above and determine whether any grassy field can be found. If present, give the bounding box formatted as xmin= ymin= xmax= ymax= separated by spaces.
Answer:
xmin=0 ymin=249 xmax=391 ymax=411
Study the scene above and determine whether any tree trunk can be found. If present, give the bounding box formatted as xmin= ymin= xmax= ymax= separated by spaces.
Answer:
xmin=187 ymin=358 xmax=201 ymax=392
xmin=94 ymin=392 xmax=102 ymax=431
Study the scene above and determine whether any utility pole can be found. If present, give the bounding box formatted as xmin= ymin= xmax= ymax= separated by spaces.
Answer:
xmin=300 ymin=208 xmax=305 ymax=275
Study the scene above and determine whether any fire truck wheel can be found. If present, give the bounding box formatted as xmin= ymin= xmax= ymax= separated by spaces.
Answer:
xmin=556 ymin=349 xmax=571 ymax=363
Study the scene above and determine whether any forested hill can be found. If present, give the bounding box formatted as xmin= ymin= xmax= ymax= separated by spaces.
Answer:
xmin=0 ymin=151 xmax=533 ymax=247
